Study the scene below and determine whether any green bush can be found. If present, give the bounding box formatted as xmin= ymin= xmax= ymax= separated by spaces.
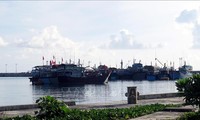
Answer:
xmin=177 ymin=112 xmax=200 ymax=120
xmin=35 ymin=96 xmax=70 ymax=120
xmin=176 ymin=77 xmax=191 ymax=92
xmin=2 ymin=115 xmax=35 ymax=120
xmin=56 ymin=103 xmax=168 ymax=120
xmin=176 ymin=74 xmax=200 ymax=108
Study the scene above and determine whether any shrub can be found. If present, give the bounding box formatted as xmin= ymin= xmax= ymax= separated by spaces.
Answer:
xmin=176 ymin=77 xmax=191 ymax=92
xmin=2 ymin=115 xmax=35 ymax=120
xmin=35 ymin=96 xmax=70 ymax=120
xmin=176 ymin=74 xmax=200 ymax=108
xmin=177 ymin=112 xmax=200 ymax=120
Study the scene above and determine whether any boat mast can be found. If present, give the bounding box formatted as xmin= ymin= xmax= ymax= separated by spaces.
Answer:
xmin=120 ymin=59 xmax=123 ymax=69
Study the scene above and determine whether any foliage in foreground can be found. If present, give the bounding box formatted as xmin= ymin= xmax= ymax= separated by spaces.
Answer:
xmin=176 ymin=77 xmax=191 ymax=92
xmin=177 ymin=111 xmax=200 ymax=120
xmin=35 ymin=95 xmax=70 ymax=119
xmin=1 ymin=96 xmax=181 ymax=120
xmin=2 ymin=104 xmax=180 ymax=120
xmin=176 ymin=74 xmax=200 ymax=108
xmin=175 ymin=74 xmax=200 ymax=120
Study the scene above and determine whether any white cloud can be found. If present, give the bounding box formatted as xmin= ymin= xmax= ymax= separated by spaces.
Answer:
xmin=103 ymin=29 xmax=144 ymax=49
xmin=176 ymin=8 xmax=200 ymax=49
xmin=0 ymin=37 xmax=8 ymax=47
xmin=192 ymin=22 xmax=200 ymax=48
xmin=176 ymin=9 xmax=197 ymax=23
xmin=21 ymin=26 xmax=77 ymax=49
xmin=27 ymin=26 xmax=76 ymax=49
xmin=14 ymin=26 xmax=79 ymax=62
xmin=102 ymin=29 xmax=166 ymax=50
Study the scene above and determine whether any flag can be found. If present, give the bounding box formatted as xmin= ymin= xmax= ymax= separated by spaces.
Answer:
xmin=42 ymin=56 xmax=44 ymax=60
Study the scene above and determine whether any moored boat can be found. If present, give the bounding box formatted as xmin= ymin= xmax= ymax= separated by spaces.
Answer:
xmin=179 ymin=62 xmax=193 ymax=79
xmin=29 ymin=64 xmax=111 ymax=85
xmin=108 ymin=59 xmax=193 ymax=81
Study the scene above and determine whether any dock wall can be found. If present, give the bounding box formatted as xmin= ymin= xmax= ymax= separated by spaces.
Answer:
xmin=0 ymin=101 xmax=75 ymax=111
xmin=138 ymin=92 xmax=184 ymax=100
xmin=0 ymin=73 xmax=31 ymax=77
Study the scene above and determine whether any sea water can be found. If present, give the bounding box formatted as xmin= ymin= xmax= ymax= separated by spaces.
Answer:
xmin=0 ymin=77 xmax=177 ymax=106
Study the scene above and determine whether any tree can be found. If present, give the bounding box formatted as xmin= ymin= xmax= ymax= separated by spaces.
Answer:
xmin=176 ymin=74 xmax=200 ymax=108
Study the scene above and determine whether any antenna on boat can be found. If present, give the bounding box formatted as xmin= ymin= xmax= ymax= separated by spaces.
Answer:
xmin=133 ymin=58 xmax=136 ymax=64
xmin=69 ymin=59 xmax=72 ymax=64
xmin=53 ymin=55 xmax=56 ymax=65
xmin=88 ymin=61 xmax=91 ymax=67
xmin=179 ymin=57 xmax=183 ymax=67
xmin=154 ymin=48 xmax=157 ymax=67
xmin=120 ymin=59 xmax=123 ymax=69
xmin=78 ymin=59 xmax=81 ymax=67
xmin=61 ymin=57 xmax=63 ymax=64
xmin=82 ymin=60 xmax=84 ymax=67
xmin=73 ymin=49 xmax=76 ymax=64
xmin=42 ymin=56 xmax=44 ymax=66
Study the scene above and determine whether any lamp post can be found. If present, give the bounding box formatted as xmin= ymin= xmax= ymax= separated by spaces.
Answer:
xmin=15 ymin=64 xmax=17 ymax=73
xmin=5 ymin=64 xmax=7 ymax=73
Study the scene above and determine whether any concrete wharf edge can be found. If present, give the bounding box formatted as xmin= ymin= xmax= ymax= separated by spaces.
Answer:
xmin=0 ymin=101 xmax=75 ymax=111
xmin=0 ymin=92 xmax=183 ymax=111
xmin=0 ymin=96 xmax=194 ymax=120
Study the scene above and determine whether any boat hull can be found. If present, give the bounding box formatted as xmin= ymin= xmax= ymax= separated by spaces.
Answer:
xmin=30 ymin=72 xmax=110 ymax=85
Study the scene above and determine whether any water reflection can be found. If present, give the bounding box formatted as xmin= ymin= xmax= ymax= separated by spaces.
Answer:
xmin=31 ymin=80 xmax=177 ymax=104
xmin=0 ymin=77 xmax=178 ymax=106
xmin=31 ymin=84 xmax=110 ymax=104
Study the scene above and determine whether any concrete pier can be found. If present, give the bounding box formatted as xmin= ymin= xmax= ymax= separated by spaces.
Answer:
xmin=0 ymin=92 xmax=190 ymax=119
xmin=0 ymin=101 xmax=75 ymax=111
xmin=0 ymin=72 xmax=31 ymax=77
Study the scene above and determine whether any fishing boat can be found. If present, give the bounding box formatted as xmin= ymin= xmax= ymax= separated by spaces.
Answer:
xmin=29 ymin=64 xmax=111 ymax=85
xmin=109 ymin=62 xmax=147 ymax=81
xmin=108 ymin=58 xmax=194 ymax=81
xmin=179 ymin=62 xmax=193 ymax=79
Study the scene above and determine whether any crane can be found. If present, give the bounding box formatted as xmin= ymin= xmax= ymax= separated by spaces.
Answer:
xmin=155 ymin=58 xmax=164 ymax=66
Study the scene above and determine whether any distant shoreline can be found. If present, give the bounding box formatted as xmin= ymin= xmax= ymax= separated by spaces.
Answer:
xmin=0 ymin=72 xmax=31 ymax=77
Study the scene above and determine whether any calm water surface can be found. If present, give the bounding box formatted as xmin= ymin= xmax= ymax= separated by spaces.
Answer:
xmin=0 ymin=77 xmax=177 ymax=106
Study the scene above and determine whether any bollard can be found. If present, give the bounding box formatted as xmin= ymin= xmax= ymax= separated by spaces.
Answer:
xmin=125 ymin=86 xmax=137 ymax=104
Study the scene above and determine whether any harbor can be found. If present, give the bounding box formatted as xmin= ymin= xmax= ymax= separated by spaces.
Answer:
xmin=0 ymin=58 xmax=197 ymax=106
xmin=0 ymin=75 xmax=196 ymax=119
xmin=0 ymin=61 xmax=198 ymax=119
xmin=1 ymin=1 xmax=200 ymax=119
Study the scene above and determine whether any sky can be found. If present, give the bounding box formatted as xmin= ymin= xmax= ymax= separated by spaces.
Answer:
xmin=0 ymin=1 xmax=200 ymax=72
